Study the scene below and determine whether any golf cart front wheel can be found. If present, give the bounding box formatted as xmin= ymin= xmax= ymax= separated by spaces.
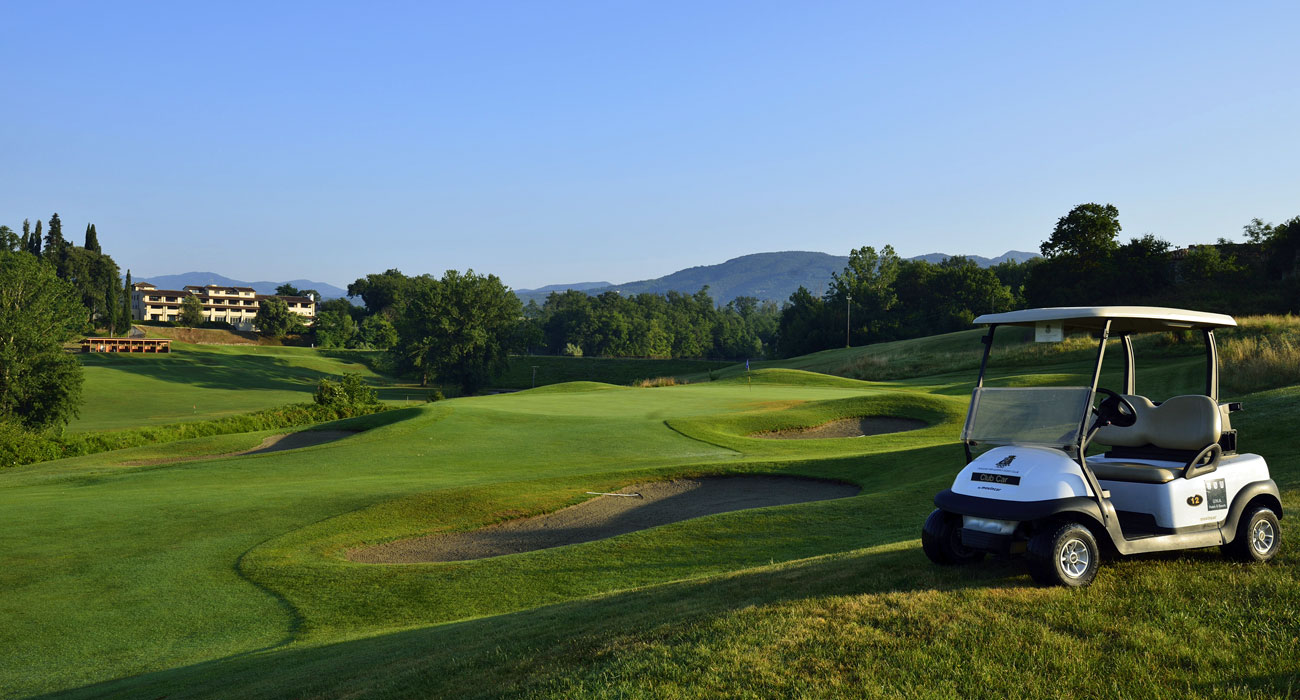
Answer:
xmin=1224 ymin=507 xmax=1281 ymax=563
xmin=1027 ymin=522 xmax=1100 ymax=587
xmin=922 ymin=509 xmax=984 ymax=566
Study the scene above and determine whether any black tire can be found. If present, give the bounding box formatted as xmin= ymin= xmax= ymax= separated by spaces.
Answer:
xmin=922 ymin=509 xmax=985 ymax=565
xmin=1223 ymin=507 xmax=1281 ymax=563
xmin=1026 ymin=522 xmax=1100 ymax=587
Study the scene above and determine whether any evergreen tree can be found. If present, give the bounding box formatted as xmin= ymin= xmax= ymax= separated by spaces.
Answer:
xmin=30 ymin=220 xmax=42 ymax=256
xmin=0 ymin=226 xmax=16 ymax=252
xmin=85 ymin=223 xmax=100 ymax=253
xmin=44 ymin=213 xmax=65 ymax=257
xmin=20 ymin=219 xmax=30 ymax=253
xmin=117 ymin=271 xmax=133 ymax=335
xmin=179 ymin=295 xmax=205 ymax=327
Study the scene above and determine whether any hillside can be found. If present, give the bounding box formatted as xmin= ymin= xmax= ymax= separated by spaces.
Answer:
xmin=138 ymin=272 xmax=349 ymax=300
xmin=517 ymin=249 xmax=1038 ymax=305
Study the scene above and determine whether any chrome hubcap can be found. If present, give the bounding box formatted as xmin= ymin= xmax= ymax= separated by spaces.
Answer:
xmin=1251 ymin=519 xmax=1275 ymax=555
xmin=1059 ymin=538 xmax=1091 ymax=578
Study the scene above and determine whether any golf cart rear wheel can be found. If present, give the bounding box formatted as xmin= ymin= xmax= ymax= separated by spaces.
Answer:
xmin=922 ymin=509 xmax=984 ymax=565
xmin=1223 ymin=507 xmax=1281 ymax=563
xmin=1027 ymin=522 xmax=1100 ymax=587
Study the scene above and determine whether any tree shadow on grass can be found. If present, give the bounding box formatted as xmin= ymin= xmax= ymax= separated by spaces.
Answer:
xmin=79 ymin=351 xmax=390 ymax=394
xmin=42 ymin=543 xmax=1025 ymax=699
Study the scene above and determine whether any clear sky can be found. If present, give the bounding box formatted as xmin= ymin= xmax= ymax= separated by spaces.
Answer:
xmin=3 ymin=1 xmax=1297 ymax=290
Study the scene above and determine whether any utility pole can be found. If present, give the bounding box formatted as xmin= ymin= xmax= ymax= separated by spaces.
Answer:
xmin=531 ymin=366 xmax=539 ymax=388
xmin=845 ymin=294 xmax=851 ymax=348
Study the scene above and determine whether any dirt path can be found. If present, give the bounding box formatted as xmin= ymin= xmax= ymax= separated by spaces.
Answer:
xmin=121 ymin=430 xmax=356 ymax=466
xmin=348 ymin=475 xmax=860 ymax=563
xmin=752 ymin=416 xmax=927 ymax=440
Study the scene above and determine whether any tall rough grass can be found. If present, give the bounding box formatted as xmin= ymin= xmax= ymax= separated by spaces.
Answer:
xmin=839 ymin=314 xmax=1300 ymax=395
xmin=637 ymin=377 xmax=680 ymax=387
xmin=1218 ymin=314 xmax=1300 ymax=394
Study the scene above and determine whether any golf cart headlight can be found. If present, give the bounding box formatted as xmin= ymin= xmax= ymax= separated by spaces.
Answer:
xmin=962 ymin=517 xmax=1018 ymax=535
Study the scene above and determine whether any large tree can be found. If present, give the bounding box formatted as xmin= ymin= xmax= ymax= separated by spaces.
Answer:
xmin=347 ymin=269 xmax=410 ymax=317
xmin=0 ymin=226 xmax=16 ymax=252
xmin=178 ymin=295 xmax=205 ymax=327
xmin=0 ymin=252 xmax=86 ymax=430
xmin=827 ymin=244 xmax=901 ymax=345
xmin=84 ymin=223 xmax=100 ymax=253
xmin=395 ymin=269 xmax=521 ymax=393
xmin=313 ymin=310 xmax=356 ymax=348
xmin=254 ymin=296 xmax=304 ymax=337
xmin=43 ymin=213 xmax=66 ymax=260
xmin=1040 ymin=203 xmax=1122 ymax=260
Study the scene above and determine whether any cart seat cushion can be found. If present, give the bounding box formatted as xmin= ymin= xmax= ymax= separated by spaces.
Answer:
xmin=1095 ymin=394 xmax=1222 ymax=452
xmin=1090 ymin=462 xmax=1181 ymax=484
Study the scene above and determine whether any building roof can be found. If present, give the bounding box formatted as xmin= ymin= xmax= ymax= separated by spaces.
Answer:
xmin=254 ymin=294 xmax=316 ymax=304
xmin=136 ymin=288 xmax=190 ymax=297
xmin=973 ymin=306 xmax=1236 ymax=332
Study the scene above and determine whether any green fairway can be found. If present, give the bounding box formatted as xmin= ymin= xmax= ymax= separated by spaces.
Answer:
xmin=4 ymin=333 xmax=1297 ymax=698
xmin=496 ymin=355 xmax=734 ymax=389
xmin=72 ymin=342 xmax=406 ymax=432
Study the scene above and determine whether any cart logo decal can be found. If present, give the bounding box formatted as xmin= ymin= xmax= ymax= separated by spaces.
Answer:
xmin=1206 ymin=479 xmax=1228 ymax=511
xmin=1187 ymin=494 xmax=1204 ymax=507
xmin=972 ymin=472 xmax=1021 ymax=485
xmin=995 ymin=455 xmax=1017 ymax=468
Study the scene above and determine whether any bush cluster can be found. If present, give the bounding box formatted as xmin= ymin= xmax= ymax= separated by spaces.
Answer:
xmin=314 ymin=374 xmax=380 ymax=410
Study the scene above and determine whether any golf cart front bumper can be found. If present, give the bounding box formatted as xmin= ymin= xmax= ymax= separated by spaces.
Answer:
xmin=936 ymin=489 xmax=1107 ymax=554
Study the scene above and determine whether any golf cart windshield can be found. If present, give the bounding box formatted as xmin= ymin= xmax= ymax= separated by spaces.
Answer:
xmin=961 ymin=387 xmax=1094 ymax=448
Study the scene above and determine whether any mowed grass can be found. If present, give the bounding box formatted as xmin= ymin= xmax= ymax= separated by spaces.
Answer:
xmin=495 ymin=355 xmax=734 ymax=390
xmin=2 ymin=330 xmax=1297 ymax=697
xmin=72 ymin=342 xmax=407 ymax=432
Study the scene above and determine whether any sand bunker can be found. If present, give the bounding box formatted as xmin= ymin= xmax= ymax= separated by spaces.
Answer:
xmin=753 ymin=416 xmax=927 ymax=440
xmin=349 ymin=475 xmax=860 ymax=563
xmin=121 ymin=430 xmax=355 ymax=466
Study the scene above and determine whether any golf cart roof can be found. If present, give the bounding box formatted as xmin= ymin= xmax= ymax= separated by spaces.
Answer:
xmin=972 ymin=306 xmax=1236 ymax=333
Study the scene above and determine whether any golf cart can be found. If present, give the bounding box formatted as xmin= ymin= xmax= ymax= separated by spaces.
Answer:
xmin=922 ymin=306 xmax=1283 ymax=587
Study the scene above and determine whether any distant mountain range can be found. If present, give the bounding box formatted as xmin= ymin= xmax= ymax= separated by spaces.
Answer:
xmin=142 ymin=249 xmax=1037 ymax=307
xmin=515 ymin=250 xmax=1037 ymax=306
xmin=136 ymin=272 xmax=349 ymax=300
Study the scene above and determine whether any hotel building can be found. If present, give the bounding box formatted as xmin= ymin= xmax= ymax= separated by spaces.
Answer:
xmin=131 ymin=282 xmax=317 ymax=331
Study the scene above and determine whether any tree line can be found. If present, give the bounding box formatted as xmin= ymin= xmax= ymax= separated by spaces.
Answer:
xmin=515 ymin=289 xmax=781 ymax=360
xmin=2 ymin=214 xmax=130 ymax=335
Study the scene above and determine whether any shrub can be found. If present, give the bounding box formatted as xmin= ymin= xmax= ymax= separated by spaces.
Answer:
xmin=563 ymin=343 xmax=583 ymax=357
xmin=637 ymin=377 xmax=679 ymax=387
xmin=314 ymin=374 xmax=380 ymax=410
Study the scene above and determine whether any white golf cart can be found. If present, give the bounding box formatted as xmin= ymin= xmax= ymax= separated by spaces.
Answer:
xmin=922 ymin=306 xmax=1283 ymax=587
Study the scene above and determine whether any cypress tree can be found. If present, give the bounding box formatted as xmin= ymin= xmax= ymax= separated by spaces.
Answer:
xmin=118 ymin=270 xmax=134 ymax=334
xmin=85 ymin=223 xmax=101 ymax=253
xmin=44 ymin=213 xmax=65 ymax=257
xmin=30 ymin=220 xmax=42 ymax=256
xmin=20 ymin=219 xmax=30 ymax=253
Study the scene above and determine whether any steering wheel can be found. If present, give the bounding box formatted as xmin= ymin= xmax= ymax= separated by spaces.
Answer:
xmin=1093 ymin=388 xmax=1138 ymax=428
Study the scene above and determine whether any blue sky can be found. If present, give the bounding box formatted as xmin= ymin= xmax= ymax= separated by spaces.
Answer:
xmin=3 ymin=2 xmax=1297 ymax=290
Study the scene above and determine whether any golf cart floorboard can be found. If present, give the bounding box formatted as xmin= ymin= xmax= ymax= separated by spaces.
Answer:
xmin=1115 ymin=510 xmax=1169 ymax=539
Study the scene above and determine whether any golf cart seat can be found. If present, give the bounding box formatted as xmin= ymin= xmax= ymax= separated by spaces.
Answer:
xmin=1092 ymin=395 xmax=1224 ymax=483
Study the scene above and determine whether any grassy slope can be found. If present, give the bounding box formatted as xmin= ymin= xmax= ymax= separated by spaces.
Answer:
xmin=72 ymin=342 xmax=407 ymax=432
xmin=2 ymin=332 xmax=1296 ymax=697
